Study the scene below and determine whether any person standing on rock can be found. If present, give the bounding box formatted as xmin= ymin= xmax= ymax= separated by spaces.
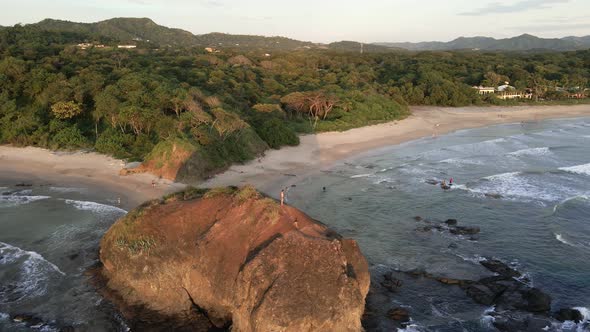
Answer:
xmin=280 ymin=189 xmax=285 ymax=206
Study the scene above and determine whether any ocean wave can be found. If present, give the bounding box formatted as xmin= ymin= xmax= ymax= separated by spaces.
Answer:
xmin=555 ymin=233 xmax=575 ymax=247
xmin=480 ymin=306 xmax=496 ymax=328
xmin=350 ymin=173 xmax=374 ymax=179
xmin=439 ymin=158 xmax=484 ymax=166
xmin=507 ymin=147 xmax=551 ymax=157
xmin=456 ymin=254 xmax=486 ymax=264
xmin=397 ymin=324 xmax=423 ymax=332
xmin=0 ymin=312 xmax=8 ymax=321
xmin=553 ymin=195 xmax=590 ymax=214
xmin=0 ymin=195 xmax=50 ymax=208
xmin=560 ymin=163 xmax=590 ymax=176
xmin=574 ymin=307 xmax=590 ymax=322
xmin=464 ymin=171 xmax=579 ymax=203
xmin=64 ymin=199 xmax=127 ymax=214
xmin=554 ymin=233 xmax=590 ymax=251
xmin=0 ymin=241 xmax=64 ymax=304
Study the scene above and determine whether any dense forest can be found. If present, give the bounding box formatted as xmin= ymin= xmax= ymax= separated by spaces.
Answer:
xmin=1 ymin=23 xmax=589 ymax=180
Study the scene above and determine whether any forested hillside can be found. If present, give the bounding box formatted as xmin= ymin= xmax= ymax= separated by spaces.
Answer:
xmin=33 ymin=18 xmax=315 ymax=50
xmin=1 ymin=23 xmax=589 ymax=180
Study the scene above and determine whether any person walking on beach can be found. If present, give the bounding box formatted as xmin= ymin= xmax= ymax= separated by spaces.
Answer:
xmin=280 ymin=189 xmax=285 ymax=206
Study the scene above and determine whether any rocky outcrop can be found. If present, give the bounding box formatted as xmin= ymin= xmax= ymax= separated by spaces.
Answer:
xmin=414 ymin=217 xmax=480 ymax=239
xmin=97 ymin=186 xmax=370 ymax=332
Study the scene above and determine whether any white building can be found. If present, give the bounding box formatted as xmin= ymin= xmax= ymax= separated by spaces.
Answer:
xmin=473 ymin=86 xmax=496 ymax=95
xmin=117 ymin=45 xmax=137 ymax=49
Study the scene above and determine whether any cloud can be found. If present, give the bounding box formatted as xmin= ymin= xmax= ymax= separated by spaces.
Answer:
xmin=460 ymin=0 xmax=570 ymax=16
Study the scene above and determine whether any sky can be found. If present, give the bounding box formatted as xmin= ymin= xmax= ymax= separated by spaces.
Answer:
xmin=0 ymin=0 xmax=589 ymax=43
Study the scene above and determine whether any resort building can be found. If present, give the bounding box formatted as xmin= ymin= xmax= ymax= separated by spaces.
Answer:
xmin=473 ymin=86 xmax=496 ymax=95
xmin=117 ymin=45 xmax=137 ymax=49
xmin=496 ymin=91 xmax=533 ymax=100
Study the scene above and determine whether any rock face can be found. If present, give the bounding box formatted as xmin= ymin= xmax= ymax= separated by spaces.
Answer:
xmin=98 ymin=186 xmax=370 ymax=332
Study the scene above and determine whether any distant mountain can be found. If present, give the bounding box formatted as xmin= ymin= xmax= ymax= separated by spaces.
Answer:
xmin=194 ymin=32 xmax=314 ymax=50
xmin=35 ymin=18 xmax=196 ymax=46
xmin=562 ymin=36 xmax=590 ymax=48
xmin=375 ymin=34 xmax=590 ymax=51
xmin=327 ymin=41 xmax=404 ymax=53
xmin=26 ymin=18 xmax=590 ymax=53
xmin=31 ymin=18 xmax=314 ymax=50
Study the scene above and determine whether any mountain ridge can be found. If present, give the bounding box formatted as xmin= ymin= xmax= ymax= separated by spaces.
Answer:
xmin=375 ymin=33 xmax=590 ymax=51
xmin=25 ymin=17 xmax=590 ymax=52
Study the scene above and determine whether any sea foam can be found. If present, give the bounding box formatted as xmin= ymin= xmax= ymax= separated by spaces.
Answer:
xmin=350 ymin=173 xmax=374 ymax=179
xmin=64 ymin=199 xmax=127 ymax=214
xmin=508 ymin=147 xmax=551 ymax=157
xmin=560 ymin=163 xmax=590 ymax=176
xmin=0 ymin=195 xmax=50 ymax=208
xmin=0 ymin=241 xmax=65 ymax=303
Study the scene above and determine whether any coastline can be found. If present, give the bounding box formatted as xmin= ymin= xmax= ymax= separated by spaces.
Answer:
xmin=202 ymin=104 xmax=590 ymax=197
xmin=1 ymin=104 xmax=589 ymax=207
xmin=0 ymin=148 xmax=185 ymax=210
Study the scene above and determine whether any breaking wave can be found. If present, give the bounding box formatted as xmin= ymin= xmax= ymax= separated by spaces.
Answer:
xmin=350 ymin=173 xmax=374 ymax=179
xmin=458 ymin=171 xmax=580 ymax=203
xmin=439 ymin=158 xmax=484 ymax=166
xmin=0 ymin=194 xmax=50 ymax=208
xmin=560 ymin=163 xmax=590 ymax=176
xmin=64 ymin=199 xmax=127 ymax=214
xmin=0 ymin=241 xmax=65 ymax=304
xmin=507 ymin=147 xmax=551 ymax=157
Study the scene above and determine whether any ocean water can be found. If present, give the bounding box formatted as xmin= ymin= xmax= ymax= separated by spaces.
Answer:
xmin=0 ymin=187 xmax=127 ymax=331
xmin=286 ymin=117 xmax=590 ymax=331
xmin=1 ymin=117 xmax=589 ymax=332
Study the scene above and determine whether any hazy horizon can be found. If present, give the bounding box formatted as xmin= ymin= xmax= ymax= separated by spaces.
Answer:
xmin=1 ymin=0 xmax=589 ymax=43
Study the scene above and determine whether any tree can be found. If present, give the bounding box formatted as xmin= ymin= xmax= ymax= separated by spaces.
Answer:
xmin=51 ymin=101 xmax=83 ymax=119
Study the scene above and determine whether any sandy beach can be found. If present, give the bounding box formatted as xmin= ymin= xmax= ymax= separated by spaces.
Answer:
xmin=203 ymin=104 xmax=590 ymax=196
xmin=1 ymin=104 xmax=589 ymax=207
xmin=0 ymin=148 xmax=185 ymax=210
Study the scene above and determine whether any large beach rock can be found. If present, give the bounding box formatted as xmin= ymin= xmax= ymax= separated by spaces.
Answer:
xmin=97 ymin=186 xmax=370 ymax=331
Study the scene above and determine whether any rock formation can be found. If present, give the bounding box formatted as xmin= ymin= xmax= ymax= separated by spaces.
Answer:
xmin=97 ymin=186 xmax=370 ymax=332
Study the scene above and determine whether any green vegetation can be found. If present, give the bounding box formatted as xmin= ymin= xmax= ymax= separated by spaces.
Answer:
xmin=115 ymin=235 xmax=157 ymax=255
xmin=163 ymin=186 xmax=209 ymax=202
xmin=1 ymin=22 xmax=589 ymax=180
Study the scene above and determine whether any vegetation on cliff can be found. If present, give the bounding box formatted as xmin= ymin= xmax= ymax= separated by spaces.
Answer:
xmin=1 ymin=21 xmax=589 ymax=180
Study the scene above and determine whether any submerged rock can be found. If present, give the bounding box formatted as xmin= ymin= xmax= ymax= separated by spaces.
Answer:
xmin=387 ymin=308 xmax=410 ymax=322
xmin=554 ymin=308 xmax=584 ymax=323
xmin=449 ymin=226 xmax=480 ymax=235
xmin=444 ymin=219 xmax=458 ymax=226
xmin=97 ymin=186 xmax=370 ymax=332
xmin=380 ymin=272 xmax=403 ymax=292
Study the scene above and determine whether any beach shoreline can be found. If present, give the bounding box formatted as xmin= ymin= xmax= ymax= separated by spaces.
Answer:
xmin=1 ymin=104 xmax=589 ymax=207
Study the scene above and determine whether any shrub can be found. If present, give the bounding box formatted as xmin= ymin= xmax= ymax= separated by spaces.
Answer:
xmin=50 ymin=126 xmax=89 ymax=149
xmin=254 ymin=118 xmax=299 ymax=149
xmin=95 ymin=127 xmax=135 ymax=159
